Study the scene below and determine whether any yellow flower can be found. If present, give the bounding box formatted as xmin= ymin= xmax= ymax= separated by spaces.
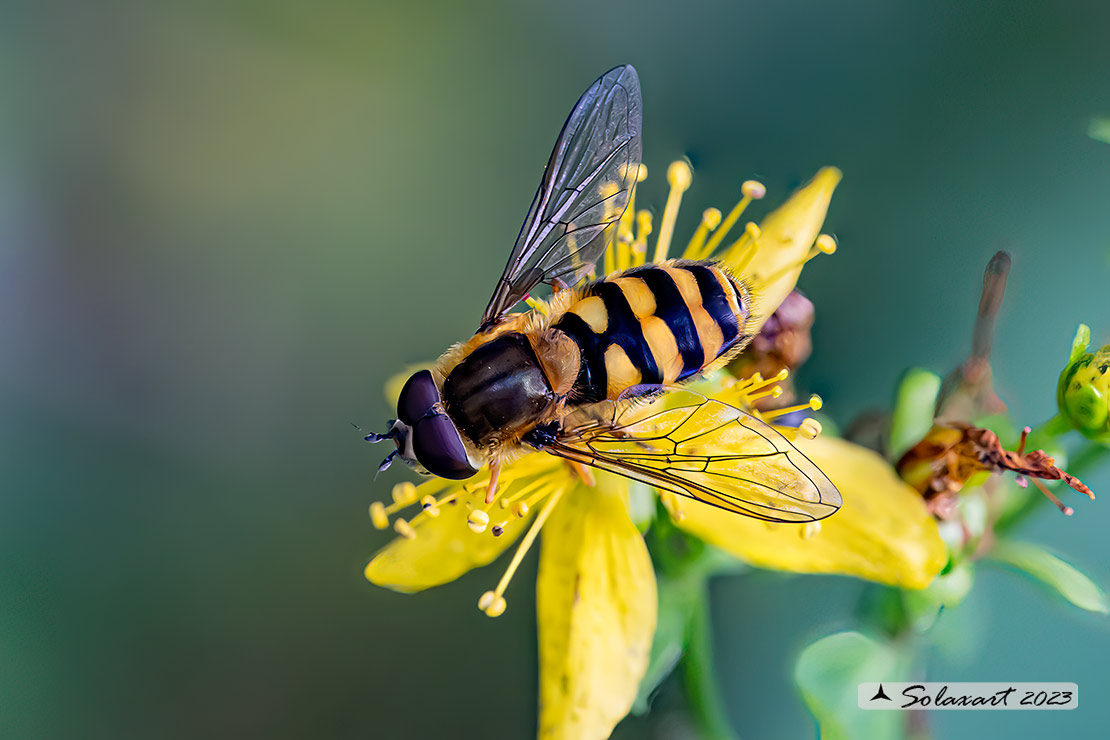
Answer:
xmin=365 ymin=163 xmax=943 ymax=739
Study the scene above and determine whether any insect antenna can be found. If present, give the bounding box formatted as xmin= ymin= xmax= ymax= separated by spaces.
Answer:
xmin=360 ymin=422 xmax=397 ymax=444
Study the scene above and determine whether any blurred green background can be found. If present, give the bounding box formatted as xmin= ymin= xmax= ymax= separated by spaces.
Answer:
xmin=3 ymin=1 xmax=1108 ymax=738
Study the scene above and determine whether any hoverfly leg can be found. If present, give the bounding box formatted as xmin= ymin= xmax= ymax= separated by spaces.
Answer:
xmin=376 ymin=450 xmax=398 ymax=476
xmin=523 ymin=422 xmax=559 ymax=449
xmin=484 ymin=458 xmax=503 ymax=504
xmin=364 ymin=424 xmax=397 ymax=444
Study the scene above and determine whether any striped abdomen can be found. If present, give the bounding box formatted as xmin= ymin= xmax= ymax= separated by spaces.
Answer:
xmin=551 ymin=259 xmax=752 ymax=404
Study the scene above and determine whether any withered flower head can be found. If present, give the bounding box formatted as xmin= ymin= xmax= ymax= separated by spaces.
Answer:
xmin=897 ymin=423 xmax=1094 ymax=519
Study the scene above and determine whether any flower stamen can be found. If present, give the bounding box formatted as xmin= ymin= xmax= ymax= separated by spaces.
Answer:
xmin=478 ymin=488 xmax=564 ymax=617
xmin=393 ymin=517 xmax=416 ymax=539
xmin=701 ymin=180 xmax=765 ymax=258
xmin=1032 ymin=478 xmax=1075 ymax=516
xmin=569 ymin=460 xmax=596 ymax=487
xmin=720 ymin=221 xmax=762 ymax=270
xmin=498 ymin=479 xmax=548 ymax=510
xmin=757 ymin=232 xmax=837 ymax=289
xmin=523 ymin=295 xmax=549 ymax=314
xmin=683 ymin=207 xmax=723 ymax=259
xmin=653 ymin=160 xmax=693 ymax=263
xmin=762 ymin=394 xmax=823 ymax=421
xmin=369 ymin=501 xmax=389 ymax=530
xmin=629 ymin=210 xmax=652 ymax=269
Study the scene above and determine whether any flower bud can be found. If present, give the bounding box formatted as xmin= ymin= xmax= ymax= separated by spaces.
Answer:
xmin=1057 ymin=324 xmax=1110 ymax=444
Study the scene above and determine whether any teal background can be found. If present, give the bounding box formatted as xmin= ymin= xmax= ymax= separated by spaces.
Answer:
xmin=2 ymin=1 xmax=1108 ymax=738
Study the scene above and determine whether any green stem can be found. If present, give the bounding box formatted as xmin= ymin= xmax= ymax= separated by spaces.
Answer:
xmin=681 ymin=583 xmax=740 ymax=740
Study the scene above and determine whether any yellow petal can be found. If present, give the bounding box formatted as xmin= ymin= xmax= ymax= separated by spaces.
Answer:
xmin=735 ymin=167 xmax=841 ymax=333
xmin=673 ymin=436 xmax=946 ymax=589
xmin=365 ymin=454 xmax=568 ymax=592
xmin=537 ymin=481 xmax=656 ymax=740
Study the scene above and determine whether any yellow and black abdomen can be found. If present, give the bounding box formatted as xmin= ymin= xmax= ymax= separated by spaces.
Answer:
xmin=551 ymin=259 xmax=752 ymax=404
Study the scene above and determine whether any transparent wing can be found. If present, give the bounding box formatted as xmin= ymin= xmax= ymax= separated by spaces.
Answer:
xmin=480 ymin=65 xmax=642 ymax=330
xmin=545 ymin=389 xmax=842 ymax=523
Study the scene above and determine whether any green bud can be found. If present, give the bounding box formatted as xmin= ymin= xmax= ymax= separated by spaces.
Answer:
xmin=1057 ymin=324 xmax=1110 ymax=444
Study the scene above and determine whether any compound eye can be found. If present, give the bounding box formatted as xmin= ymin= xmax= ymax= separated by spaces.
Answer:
xmin=397 ymin=370 xmax=441 ymax=425
xmin=412 ymin=414 xmax=477 ymax=480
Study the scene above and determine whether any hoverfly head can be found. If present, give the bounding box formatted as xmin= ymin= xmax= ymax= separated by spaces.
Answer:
xmin=366 ymin=369 xmax=478 ymax=480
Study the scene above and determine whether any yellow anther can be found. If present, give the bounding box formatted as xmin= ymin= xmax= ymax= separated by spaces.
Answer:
xmin=683 ymin=208 xmax=722 ymax=259
xmin=801 ymin=521 xmax=821 ymax=540
xmin=420 ymin=495 xmax=440 ymax=517
xmin=369 ymin=501 xmax=389 ymax=530
xmin=392 ymin=482 xmax=418 ymax=507
xmin=761 ymin=395 xmax=823 ymax=420
xmin=523 ymin=296 xmax=549 ymax=314
xmin=738 ymin=372 xmax=764 ymax=389
xmin=478 ymin=591 xmax=507 ymax=618
xmin=745 ymin=221 xmax=761 ymax=240
xmin=815 ymin=233 xmax=837 ymax=254
xmin=393 ymin=517 xmax=416 ymax=540
xmin=741 ymin=180 xmax=766 ymax=199
xmin=513 ymin=501 xmax=530 ymax=517
xmin=636 ymin=163 xmax=648 ymax=182
xmin=743 ymin=369 xmax=787 ymax=396
xmin=798 ymin=418 xmax=823 ymax=440
xmin=667 ymin=160 xmax=693 ymax=190
xmin=703 ymin=207 xmax=723 ymax=230
xmin=467 ymin=509 xmax=490 ymax=534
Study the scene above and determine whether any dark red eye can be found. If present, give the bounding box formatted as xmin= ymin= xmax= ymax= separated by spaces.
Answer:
xmin=397 ymin=370 xmax=441 ymax=425
xmin=412 ymin=414 xmax=478 ymax=480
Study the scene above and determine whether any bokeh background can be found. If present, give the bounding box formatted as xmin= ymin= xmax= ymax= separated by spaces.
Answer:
xmin=3 ymin=1 xmax=1108 ymax=738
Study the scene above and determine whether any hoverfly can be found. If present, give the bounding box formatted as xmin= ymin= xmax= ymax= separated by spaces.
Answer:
xmin=366 ymin=65 xmax=841 ymax=524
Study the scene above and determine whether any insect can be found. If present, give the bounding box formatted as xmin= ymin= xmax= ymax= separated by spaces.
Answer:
xmin=366 ymin=65 xmax=841 ymax=524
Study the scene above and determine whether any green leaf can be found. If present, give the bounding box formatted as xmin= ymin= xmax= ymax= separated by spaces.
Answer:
xmin=888 ymin=368 xmax=942 ymax=461
xmin=632 ymin=575 xmax=698 ymax=714
xmin=795 ymin=631 xmax=912 ymax=740
xmin=990 ymin=540 xmax=1110 ymax=615
xmin=1088 ymin=118 xmax=1110 ymax=145
xmin=1069 ymin=323 xmax=1092 ymax=363
xmin=902 ymin=561 xmax=975 ymax=632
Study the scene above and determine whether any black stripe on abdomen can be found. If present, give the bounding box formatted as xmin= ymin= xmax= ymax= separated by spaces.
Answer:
xmin=593 ymin=281 xmax=662 ymax=385
xmin=625 ymin=266 xmax=704 ymax=379
xmin=551 ymin=312 xmax=608 ymax=403
xmin=685 ymin=264 xmax=740 ymax=350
